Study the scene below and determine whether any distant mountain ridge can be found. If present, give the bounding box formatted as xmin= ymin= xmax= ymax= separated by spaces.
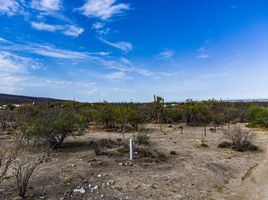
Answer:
xmin=0 ymin=93 xmax=66 ymax=104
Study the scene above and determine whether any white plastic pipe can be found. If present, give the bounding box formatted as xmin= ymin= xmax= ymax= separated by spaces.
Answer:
xmin=129 ymin=139 xmax=133 ymax=160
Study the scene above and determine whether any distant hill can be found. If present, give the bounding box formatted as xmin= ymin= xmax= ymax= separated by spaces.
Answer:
xmin=0 ymin=93 xmax=66 ymax=104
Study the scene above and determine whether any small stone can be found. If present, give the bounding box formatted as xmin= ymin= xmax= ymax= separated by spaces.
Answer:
xmin=93 ymin=185 xmax=98 ymax=190
xmin=101 ymin=194 xmax=104 ymax=198
xmin=88 ymin=162 xmax=91 ymax=166
xmin=88 ymin=184 xmax=92 ymax=188
xmin=119 ymin=162 xmax=123 ymax=166
xmin=71 ymin=164 xmax=76 ymax=167
xmin=98 ymin=174 xmax=101 ymax=178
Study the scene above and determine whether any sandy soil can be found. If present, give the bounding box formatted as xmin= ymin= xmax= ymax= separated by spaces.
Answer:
xmin=0 ymin=124 xmax=267 ymax=200
xmin=213 ymin=128 xmax=268 ymax=200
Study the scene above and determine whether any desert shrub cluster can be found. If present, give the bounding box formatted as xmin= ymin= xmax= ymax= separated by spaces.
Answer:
xmin=219 ymin=126 xmax=258 ymax=151
xmin=0 ymin=98 xmax=267 ymax=198
xmin=247 ymin=106 xmax=268 ymax=128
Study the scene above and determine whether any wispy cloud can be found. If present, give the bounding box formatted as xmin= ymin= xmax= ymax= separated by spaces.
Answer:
xmin=0 ymin=40 xmax=105 ymax=59
xmin=98 ymin=37 xmax=133 ymax=53
xmin=197 ymin=47 xmax=210 ymax=59
xmin=91 ymin=22 xmax=110 ymax=35
xmin=1 ymin=1 xmax=83 ymax=38
xmin=197 ymin=53 xmax=210 ymax=59
xmin=92 ymin=22 xmax=105 ymax=30
xmin=103 ymin=71 xmax=130 ymax=80
xmin=156 ymin=49 xmax=175 ymax=59
xmin=0 ymin=37 xmax=9 ymax=43
xmin=99 ymin=57 xmax=178 ymax=80
xmin=63 ymin=25 xmax=84 ymax=37
xmin=78 ymin=0 xmax=130 ymax=20
xmin=0 ymin=51 xmax=43 ymax=73
xmin=0 ymin=49 xmax=98 ymax=99
xmin=31 ymin=0 xmax=62 ymax=12
xmin=0 ymin=0 xmax=21 ymax=16
xmin=31 ymin=22 xmax=84 ymax=37
xmin=0 ymin=50 xmax=44 ymax=93
xmin=31 ymin=21 xmax=63 ymax=32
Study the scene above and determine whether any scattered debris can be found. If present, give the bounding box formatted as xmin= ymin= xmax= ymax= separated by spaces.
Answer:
xmin=73 ymin=187 xmax=85 ymax=194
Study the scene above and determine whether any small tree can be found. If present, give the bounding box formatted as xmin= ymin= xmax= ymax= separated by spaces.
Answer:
xmin=114 ymin=105 xmax=129 ymax=139
xmin=0 ymin=133 xmax=22 ymax=184
xmin=247 ymin=106 xmax=268 ymax=128
xmin=128 ymin=108 xmax=147 ymax=132
xmin=15 ymin=155 xmax=44 ymax=198
xmin=18 ymin=106 xmax=86 ymax=149
xmin=0 ymin=110 xmax=16 ymax=132
xmin=93 ymin=104 xmax=116 ymax=129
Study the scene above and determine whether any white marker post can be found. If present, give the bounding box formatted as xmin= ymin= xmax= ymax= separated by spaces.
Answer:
xmin=129 ymin=139 xmax=133 ymax=160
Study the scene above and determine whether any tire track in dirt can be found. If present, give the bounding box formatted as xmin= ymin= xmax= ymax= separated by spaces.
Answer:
xmin=233 ymin=144 xmax=268 ymax=200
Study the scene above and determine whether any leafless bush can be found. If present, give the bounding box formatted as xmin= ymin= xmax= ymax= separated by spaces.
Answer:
xmin=14 ymin=155 xmax=44 ymax=198
xmin=0 ymin=134 xmax=22 ymax=184
xmin=222 ymin=126 xmax=257 ymax=151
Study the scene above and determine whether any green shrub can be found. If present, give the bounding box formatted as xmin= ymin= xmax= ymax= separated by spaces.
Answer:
xmin=17 ymin=106 xmax=86 ymax=149
xmin=134 ymin=132 xmax=150 ymax=145
xmin=247 ymin=106 xmax=268 ymax=128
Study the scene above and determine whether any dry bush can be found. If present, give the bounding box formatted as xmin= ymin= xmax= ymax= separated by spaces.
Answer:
xmin=136 ymin=147 xmax=168 ymax=162
xmin=134 ymin=132 xmax=150 ymax=145
xmin=90 ymin=139 xmax=123 ymax=156
xmin=15 ymin=155 xmax=44 ymax=198
xmin=222 ymin=126 xmax=257 ymax=151
xmin=0 ymin=134 xmax=22 ymax=184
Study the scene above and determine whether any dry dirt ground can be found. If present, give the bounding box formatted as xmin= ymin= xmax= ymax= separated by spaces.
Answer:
xmin=0 ymin=124 xmax=267 ymax=200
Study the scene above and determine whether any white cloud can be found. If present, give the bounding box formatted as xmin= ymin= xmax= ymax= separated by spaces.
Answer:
xmin=91 ymin=22 xmax=110 ymax=35
xmin=0 ymin=37 xmax=9 ymax=43
xmin=103 ymin=71 xmax=130 ymax=80
xmin=0 ymin=51 xmax=42 ymax=73
xmin=31 ymin=22 xmax=84 ymax=37
xmin=31 ymin=21 xmax=63 ymax=32
xmin=78 ymin=0 xmax=130 ymax=20
xmin=197 ymin=53 xmax=210 ymax=59
xmin=0 ymin=50 xmax=44 ymax=93
xmin=31 ymin=0 xmax=62 ymax=11
xmin=26 ymin=44 xmax=92 ymax=59
xmin=156 ymin=50 xmax=175 ymax=59
xmin=63 ymin=25 xmax=84 ymax=37
xmin=0 ymin=50 xmax=97 ymax=99
xmin=98 ymin=37 xmax=133 ymax=52
xmin=197 ymin=46 xmax=210 ymax=59
xmin=0 ymin=52 xmax=26 ymax=74
xmin=0 ymin=41 xmax=106 ymax=60
xmin=92 ymin=22 xmax=105 ymax=30
xmin=0 ymin=0 xmax=20 ymax=16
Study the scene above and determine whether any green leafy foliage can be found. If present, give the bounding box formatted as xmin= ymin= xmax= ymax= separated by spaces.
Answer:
xmin=247 ymin=106 xmax=268 ymax=128
xmin=17 ymin=105 xmax=86 ymax=149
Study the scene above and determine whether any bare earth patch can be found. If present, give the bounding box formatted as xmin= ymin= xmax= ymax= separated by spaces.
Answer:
xmin=0 ymin=124 xmax=267 ymax=200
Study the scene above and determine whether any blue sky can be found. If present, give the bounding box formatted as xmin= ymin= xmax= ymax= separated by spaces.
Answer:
xmin=0 ymin=0 xmax=268 ymax=102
